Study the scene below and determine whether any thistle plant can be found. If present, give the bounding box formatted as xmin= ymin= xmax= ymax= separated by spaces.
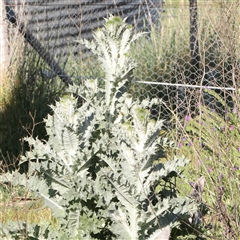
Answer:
xmin=1 ymin=16 xmax=199 ymax=239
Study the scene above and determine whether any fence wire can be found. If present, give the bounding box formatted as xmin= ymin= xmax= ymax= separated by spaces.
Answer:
xmin=1 ymin=0 xmax=240 ymax=123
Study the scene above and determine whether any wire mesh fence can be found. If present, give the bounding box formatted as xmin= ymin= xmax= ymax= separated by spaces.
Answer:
xmin=1 ymin=0 xmax=239 ymax=116
xmin=4 ymin=0 xmax=163 ymax=72
xmin=1 ymin=0 xmax=240 ymax=124
xmin=129 ymin=0 xmax=240 ymax=124
xmin=1 ymin=0 xmax=240 ymax=122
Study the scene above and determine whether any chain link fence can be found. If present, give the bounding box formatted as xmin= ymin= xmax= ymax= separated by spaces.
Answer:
xmin=1 ymin=0 xmax=240 ymax=123
xmin=130 ymin=1 xmax=240 ymax=124
xmin=3 ymin=0 xmax=162 ymax=80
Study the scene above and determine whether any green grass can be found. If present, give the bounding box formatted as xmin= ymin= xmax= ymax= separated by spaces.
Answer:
xmin=172 ymin=94 xmax=240 ymax=238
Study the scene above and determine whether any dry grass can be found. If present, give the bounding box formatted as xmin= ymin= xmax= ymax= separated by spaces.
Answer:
xmin=0 ymin=197 xmax=57 ymax=226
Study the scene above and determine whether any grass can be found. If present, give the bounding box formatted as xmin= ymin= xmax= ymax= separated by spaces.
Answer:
xmin=0 ymin=200 xmax=56 ymax=226
xmin=171 ymin=91 xmax=240 ymax=238
xmin=0 ymin=46 xmax=66 ymax=232
xmin=0 ymin=49 xmax=66 ymax=171
xmin=0 ymin=182 xmax=57 ymax=229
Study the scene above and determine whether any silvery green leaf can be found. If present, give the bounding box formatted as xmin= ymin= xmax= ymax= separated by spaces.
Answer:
xmin=148 ymin=226 xmax=171 ymax=240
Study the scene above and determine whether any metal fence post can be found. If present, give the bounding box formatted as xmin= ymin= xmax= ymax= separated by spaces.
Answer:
xmin=0 ymin=1 xmax=8 ymax=82
xmin=189 ymin=0 xmax=200 ymax=83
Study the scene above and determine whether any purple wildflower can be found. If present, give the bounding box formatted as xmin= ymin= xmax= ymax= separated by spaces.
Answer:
xmin=189 ymin=182 xmax=194 ymax=187
xmin=218 ymin=174 xmax=223 ymax=181
xmin=233 ymin=166 xmax=239 ymax=171
xmin=229 ymin=125 xmax=234 ymax=131
xmin=207 ymin=167 xmax=213 ymax=173
xmin=178 ymin=142 xmax=183 ymax=148
xmin=238 ymin=147 xmax=240 ymax=152
xmin=185 ymin=115 xmax=191 ymax=123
